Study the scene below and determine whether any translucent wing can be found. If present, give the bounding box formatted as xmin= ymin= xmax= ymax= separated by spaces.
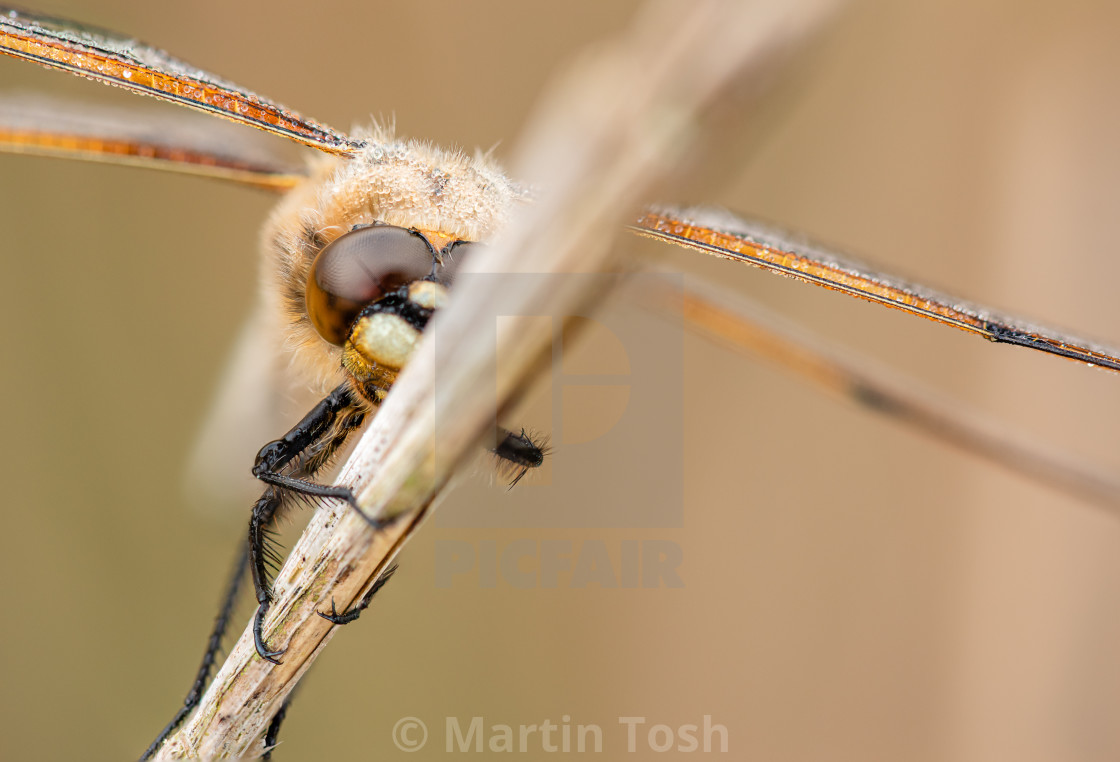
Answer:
xmin=632 ymin=274 xmax=1120 ymax=511
xmin=633 ymin=206 xmax=1120 ymax=373
xmin=0 ymin=94 xmax=305 ymax=190
xmin=0 ymin=6 xmax=360 ymax=154
xmin=184 ymin=300 xmax=326 ymax=513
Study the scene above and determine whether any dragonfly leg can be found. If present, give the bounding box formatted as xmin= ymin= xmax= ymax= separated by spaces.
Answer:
xmin=140 ymin=541 xmax=249 ymax=760
xmin=249 ymin=385 xmax=546 ymax=658
xmin=261 ymin=691 xmax=294 ymax=761
xmin=250 ymin=489 xmax=287 ymax=664
xmin=492 ymin=427 xmax=548 ymax=489
xmin=248 ymin=384 xmax=368 ymax=662
xmin=318 ymin=563 xmax=398 ymax=626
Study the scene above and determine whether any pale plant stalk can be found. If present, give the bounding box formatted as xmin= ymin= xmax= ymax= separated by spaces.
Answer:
xmin=157 ymin=0 xmax=838 ymax=757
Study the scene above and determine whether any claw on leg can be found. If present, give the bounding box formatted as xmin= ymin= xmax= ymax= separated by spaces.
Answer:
xmin=253 ymin=601 xmax=286 ymax=664
xmin=316 ymin=564 xmax=398 ymax=627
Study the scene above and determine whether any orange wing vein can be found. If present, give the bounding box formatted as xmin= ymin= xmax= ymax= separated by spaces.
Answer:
xmin=632 ymin=207 xmax=1120 ymax=374
xmin=0 ymin=7 xmax=360 ymax=154
xmin=0 ymin=94 xmax=306 ymax=190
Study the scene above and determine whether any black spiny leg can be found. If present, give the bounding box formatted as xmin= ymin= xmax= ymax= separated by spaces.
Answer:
xmin=261 ymin=693 xmax=293 ymax=761
xmin=140 ymin=541 xmax=249 ymax=760
xmin=251 ymin=383 xmax=366 ymax=515
xmin=144 ymin=384 xmax=545 ymax=756
xmin=249 ymin=383 xmax=372 ymax=662
xmin=318 ymin=563 xmax=399 ymax=626
xmin=248 ymin=384 xmax=546 ymax=660
xmin=493 ymin=427 xmax=548 ymax=489
xmin=143 ymin=382 xmax=369 ymax=750
xmin=250 ymin=488 xmax=287 ymax=663
xmin=249 ymin=565 xmax=397 ymax=757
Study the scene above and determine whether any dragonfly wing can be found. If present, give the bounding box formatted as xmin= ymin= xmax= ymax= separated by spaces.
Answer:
xmin=183 ymin=299 xmax=322 ymax=514
xmin=0 ymin=6 xmax=359 ymax=154
xmin=631 ymin=272 xmax=1120 ymax=511
xmin=0 ymin=94 xmax=306 ymax=189
xmin=632 ymin=205 xmax=1120 ymax=373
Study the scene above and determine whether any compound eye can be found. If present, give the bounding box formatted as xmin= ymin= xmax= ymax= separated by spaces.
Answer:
xmin=306 ymin=225 xmax=435 ymax=345
xmin=439 ymin=240 xmax=482 ymax=285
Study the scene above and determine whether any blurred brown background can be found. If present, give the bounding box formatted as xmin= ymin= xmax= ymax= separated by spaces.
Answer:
xmin=2 ymin=1 xmax=1120 ymax=760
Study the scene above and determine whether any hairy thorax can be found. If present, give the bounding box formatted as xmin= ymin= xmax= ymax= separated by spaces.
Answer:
xmin=258 ymin=126 xmax=529 ymax=396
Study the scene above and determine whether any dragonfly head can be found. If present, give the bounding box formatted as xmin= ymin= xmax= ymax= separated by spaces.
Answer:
xmin=303 ymin=222 xmax=477 ymax=403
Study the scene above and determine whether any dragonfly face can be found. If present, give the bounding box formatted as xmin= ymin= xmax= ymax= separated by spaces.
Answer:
xmin=261 ymin=130 xmax=524 ymax=402
xmin=2 ymin=2 xmax=1120 ymax=761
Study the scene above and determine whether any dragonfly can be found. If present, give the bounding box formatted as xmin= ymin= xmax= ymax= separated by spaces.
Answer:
xmin=2 ymin=1 xmax=1120 ymax=761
